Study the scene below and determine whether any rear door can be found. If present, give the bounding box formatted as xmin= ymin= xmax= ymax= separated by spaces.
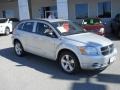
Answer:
xmin=16 ymin=21 xmax=35 ymax=52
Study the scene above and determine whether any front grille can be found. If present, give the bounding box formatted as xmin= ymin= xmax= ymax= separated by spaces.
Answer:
xmin=101 ymin=44 xmax=114 ymax=56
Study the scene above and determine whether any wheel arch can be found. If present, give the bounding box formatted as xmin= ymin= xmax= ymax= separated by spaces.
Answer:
xmin=13 ymin=39 xmax=21 ymax=44
xmin=57 ymin=48 xmax=79 ymax=63
xmin=57 ymin=48 xmax=81 ymax=72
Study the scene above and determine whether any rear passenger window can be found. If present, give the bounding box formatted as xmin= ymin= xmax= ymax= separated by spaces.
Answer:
xmin=22 ymin=22 xmax=34 ymax=32
xmin=9 ymin=18 xmax=19 ymax=22
xmin=18 ymin=23 xmax=24 ymax=30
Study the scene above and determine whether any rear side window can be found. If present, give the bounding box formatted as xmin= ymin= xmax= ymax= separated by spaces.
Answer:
xmin=9 ymin=18 xmax=19 ymax=22
xmin=22 ymin=22 xmax=34 ymax=32
xmin=17 ymin=23 xmax=24 ymax=30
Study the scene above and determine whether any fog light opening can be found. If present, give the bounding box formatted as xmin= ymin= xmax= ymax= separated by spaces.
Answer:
xmin=92 ymin=63 xmax=102 ymax=68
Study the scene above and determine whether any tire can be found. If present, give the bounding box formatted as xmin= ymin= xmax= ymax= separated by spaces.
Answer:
xmin=14 ymin=41 xmax=25 ymax=56
xmin=58 ymin=51 xmax=80 ymax=74
xmin=5 ymin=27 xmax=10 ymax=35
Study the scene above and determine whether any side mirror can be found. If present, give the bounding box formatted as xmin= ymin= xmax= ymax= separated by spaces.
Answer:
xmin=44 ymin=29 xmax=57 ymax=38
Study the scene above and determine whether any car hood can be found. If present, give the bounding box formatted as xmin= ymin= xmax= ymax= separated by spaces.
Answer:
xmin=62 ymin=33 xmax=112 ymax=47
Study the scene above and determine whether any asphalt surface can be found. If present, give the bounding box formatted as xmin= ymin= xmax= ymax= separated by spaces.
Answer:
xmin=0 ymin=35 xmax=120 ymax=90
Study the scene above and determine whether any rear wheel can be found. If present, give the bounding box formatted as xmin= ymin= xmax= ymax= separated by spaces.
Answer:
xmin=5 ymin=27 xmax=10 ymax=35
xmin=14 ymin=41 xmax=25 ymax=56
xmin=59 ymin=51 xmax=80 ymax=74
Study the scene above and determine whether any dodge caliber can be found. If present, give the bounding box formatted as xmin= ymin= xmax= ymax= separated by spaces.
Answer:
xmin=12 ymin=19 xmax=117 ymax=74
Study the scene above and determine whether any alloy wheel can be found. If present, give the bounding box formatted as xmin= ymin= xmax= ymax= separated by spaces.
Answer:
xmin=15 ymin=42 xmax=23 ymax=56
xmin=61 ymin=55 xmax=75 ymax=73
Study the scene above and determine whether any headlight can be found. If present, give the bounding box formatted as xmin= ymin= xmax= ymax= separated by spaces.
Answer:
xmin=79 ymin=46 xmax=98 ymax=56
xmin=99 ymin=28 xmax=104 ymax=34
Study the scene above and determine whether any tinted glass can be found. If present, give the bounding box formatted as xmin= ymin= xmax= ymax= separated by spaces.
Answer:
xmin=98 ymin=1 xmax=111 ymax=18
xmin=52 ymin=21 xmax=86 ymax=36
xmin=76 ymin=4 xmax=88 ymax=19
xmin=22 ymin=22 xmax=34 ymax=32
xmin=9 ymin=18 xmax=19 ymax=22
xmin=17 ymin=23 xmax=24 ymax=30
xmin=36 ymin=22 xmax=54 ymax=36
xmin=0 ymin=19 xmax=7 ymax=23
xmin=36 ymin=23 xmax=45 ymax=35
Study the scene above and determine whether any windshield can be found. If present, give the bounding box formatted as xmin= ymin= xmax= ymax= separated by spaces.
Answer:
xmin=52 ymin=21 xmax=86 ymax=36
xmin=83 ymin=18 xmax=102 ymax=25
xmin=0 ymin=19 xmax=7 ymax=23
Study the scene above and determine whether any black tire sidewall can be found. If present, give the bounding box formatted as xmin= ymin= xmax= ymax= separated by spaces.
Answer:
xmin=14 ymin=41 xmax=24 ymax=57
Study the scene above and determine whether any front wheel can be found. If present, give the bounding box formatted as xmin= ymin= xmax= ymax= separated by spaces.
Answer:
xmin=59 ymin=51 xmax=80 ymax=74
xmin=14 ymin=41 xmax=25 ymax=56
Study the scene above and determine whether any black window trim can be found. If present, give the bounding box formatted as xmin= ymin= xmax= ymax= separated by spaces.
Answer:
xmin=18 ymin=21 xmax=35 ymax=33
xmin=35 ymin=21 xmax=59 ymax=38
xmin=17 ymin=22 xmax=25 ymax=30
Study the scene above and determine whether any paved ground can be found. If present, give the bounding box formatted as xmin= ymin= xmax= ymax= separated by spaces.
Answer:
xmin=0 ymin=35 xmax=120 ymax=90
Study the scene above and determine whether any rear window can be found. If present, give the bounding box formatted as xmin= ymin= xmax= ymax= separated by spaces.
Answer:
xmin=9 ymin=18 xmax=19 ymax=22
xmin=0 ymin=19 xmax=7 ymax=23
xmin=83 ymin=18 xmax=102 ymax=25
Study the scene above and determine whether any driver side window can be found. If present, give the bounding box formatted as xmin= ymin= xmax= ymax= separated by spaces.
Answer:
xmin=36 ymin=22 xmax=57 ymax=38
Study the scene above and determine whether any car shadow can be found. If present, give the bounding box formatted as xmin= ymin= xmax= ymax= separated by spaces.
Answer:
xmin=0 ymin=47 xmax=102 ymax=79
xmin=0 ymin=35 xmax=5 ymax=37
xmin=72 ymin=82 xmax=107 ymax=90
xmin=0 ymin=47 xmax=120 ymax=90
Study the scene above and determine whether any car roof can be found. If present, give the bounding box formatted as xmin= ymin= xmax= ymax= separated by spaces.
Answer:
xmin=42 ymin=19 xmax=69 ymax=23
xmin=21 ymin=19 xmax=69 ymax=23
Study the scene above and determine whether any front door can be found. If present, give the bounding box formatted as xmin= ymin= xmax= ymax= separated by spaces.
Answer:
xmin=32 ymin=22 xmax=60 ymax=60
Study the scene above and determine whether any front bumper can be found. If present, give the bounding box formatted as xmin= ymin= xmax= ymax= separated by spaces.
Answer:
xmin=78 ymin=48 xmax=117 ymax=70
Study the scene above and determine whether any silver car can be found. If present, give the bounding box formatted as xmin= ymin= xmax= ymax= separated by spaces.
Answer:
xmin=12 ymin=19 xmax=117 ymax=74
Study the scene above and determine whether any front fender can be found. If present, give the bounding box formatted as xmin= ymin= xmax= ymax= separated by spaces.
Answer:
xmin=56 ymin=43 xmax=80 ymax=60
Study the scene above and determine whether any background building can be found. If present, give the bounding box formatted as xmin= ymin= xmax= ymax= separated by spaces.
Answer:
xmin=0 ymin=0 xmax=120 ymax=23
